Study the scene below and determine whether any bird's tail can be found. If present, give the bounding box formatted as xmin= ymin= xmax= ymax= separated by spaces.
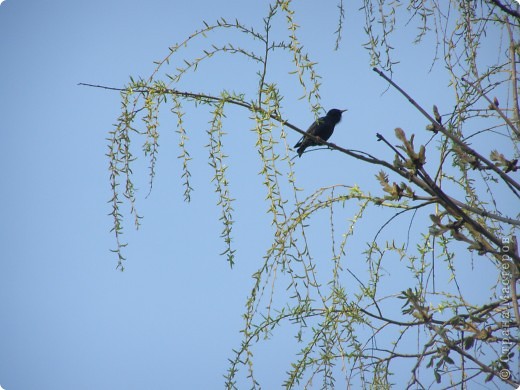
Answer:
xmin=294 ymin=137 xmax=305 ymax=157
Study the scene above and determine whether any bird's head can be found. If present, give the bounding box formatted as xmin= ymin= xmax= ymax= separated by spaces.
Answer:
xmin=326 ymin=108 xmax=347 ymax=123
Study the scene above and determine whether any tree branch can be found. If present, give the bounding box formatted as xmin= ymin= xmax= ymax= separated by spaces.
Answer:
xmin=461 ymin=76 xmax=520 ymax=138
xmin=488 ymin=0 xmax=520 ymax=20
xmin=371 ymin=68 xmax=520 ymax=196
xmin=505 ymin=17 xmax=520 ymax=131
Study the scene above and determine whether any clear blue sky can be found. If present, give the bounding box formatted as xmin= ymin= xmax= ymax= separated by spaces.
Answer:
xmin=0 ymin=1 xmax=515 ymax=389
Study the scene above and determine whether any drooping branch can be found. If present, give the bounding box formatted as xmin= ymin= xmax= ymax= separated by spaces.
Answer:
xmin=79 ymin=82 xmax=403 ymax=171
xmin=82 ymin=80 xmax=520 ymax=262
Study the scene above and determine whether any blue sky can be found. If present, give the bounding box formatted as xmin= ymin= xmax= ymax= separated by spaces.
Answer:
xmin=0 ymin=1 xmax=516 ymax=389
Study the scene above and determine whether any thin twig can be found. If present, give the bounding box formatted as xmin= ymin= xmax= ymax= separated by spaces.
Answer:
xmin=461 ymin=76 xmax=520 ymax=138
xmin=505 ymin=17 xmax=520 ymax=132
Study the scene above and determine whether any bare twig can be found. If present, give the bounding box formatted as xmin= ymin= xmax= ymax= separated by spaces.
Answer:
xmin=461 ymin=76 xmax=520 ymax=138
xmin=505 ymin=17 xmax=520 ymax=131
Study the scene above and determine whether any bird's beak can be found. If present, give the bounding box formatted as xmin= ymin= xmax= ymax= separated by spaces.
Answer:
xmin=341 ymin=109 xmax=348 ymax=113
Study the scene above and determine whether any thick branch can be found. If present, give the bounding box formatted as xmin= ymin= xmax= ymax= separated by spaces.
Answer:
xmin=372 ymin=68 xmax=520 ymax=195
xmin=489 ymin=0 xmax=520 ymax=20
xmin=376 ymin=131 xmax=520 ymax=266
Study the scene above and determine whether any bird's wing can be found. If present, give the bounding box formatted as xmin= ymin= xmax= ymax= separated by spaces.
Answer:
xmin=294 ymin=119 xmax=323 ymax=147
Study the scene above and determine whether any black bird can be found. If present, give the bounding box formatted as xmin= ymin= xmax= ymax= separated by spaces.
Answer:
xmin=294 ymin=108 xmax=347 ymax=157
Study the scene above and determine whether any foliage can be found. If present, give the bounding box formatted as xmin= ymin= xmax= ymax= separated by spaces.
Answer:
xmin=94 ymin=0 xmax=520 ymax=388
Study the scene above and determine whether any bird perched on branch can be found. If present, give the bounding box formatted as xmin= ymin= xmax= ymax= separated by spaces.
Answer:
xmin=294 ymin=108 xmax=347 ymax=157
